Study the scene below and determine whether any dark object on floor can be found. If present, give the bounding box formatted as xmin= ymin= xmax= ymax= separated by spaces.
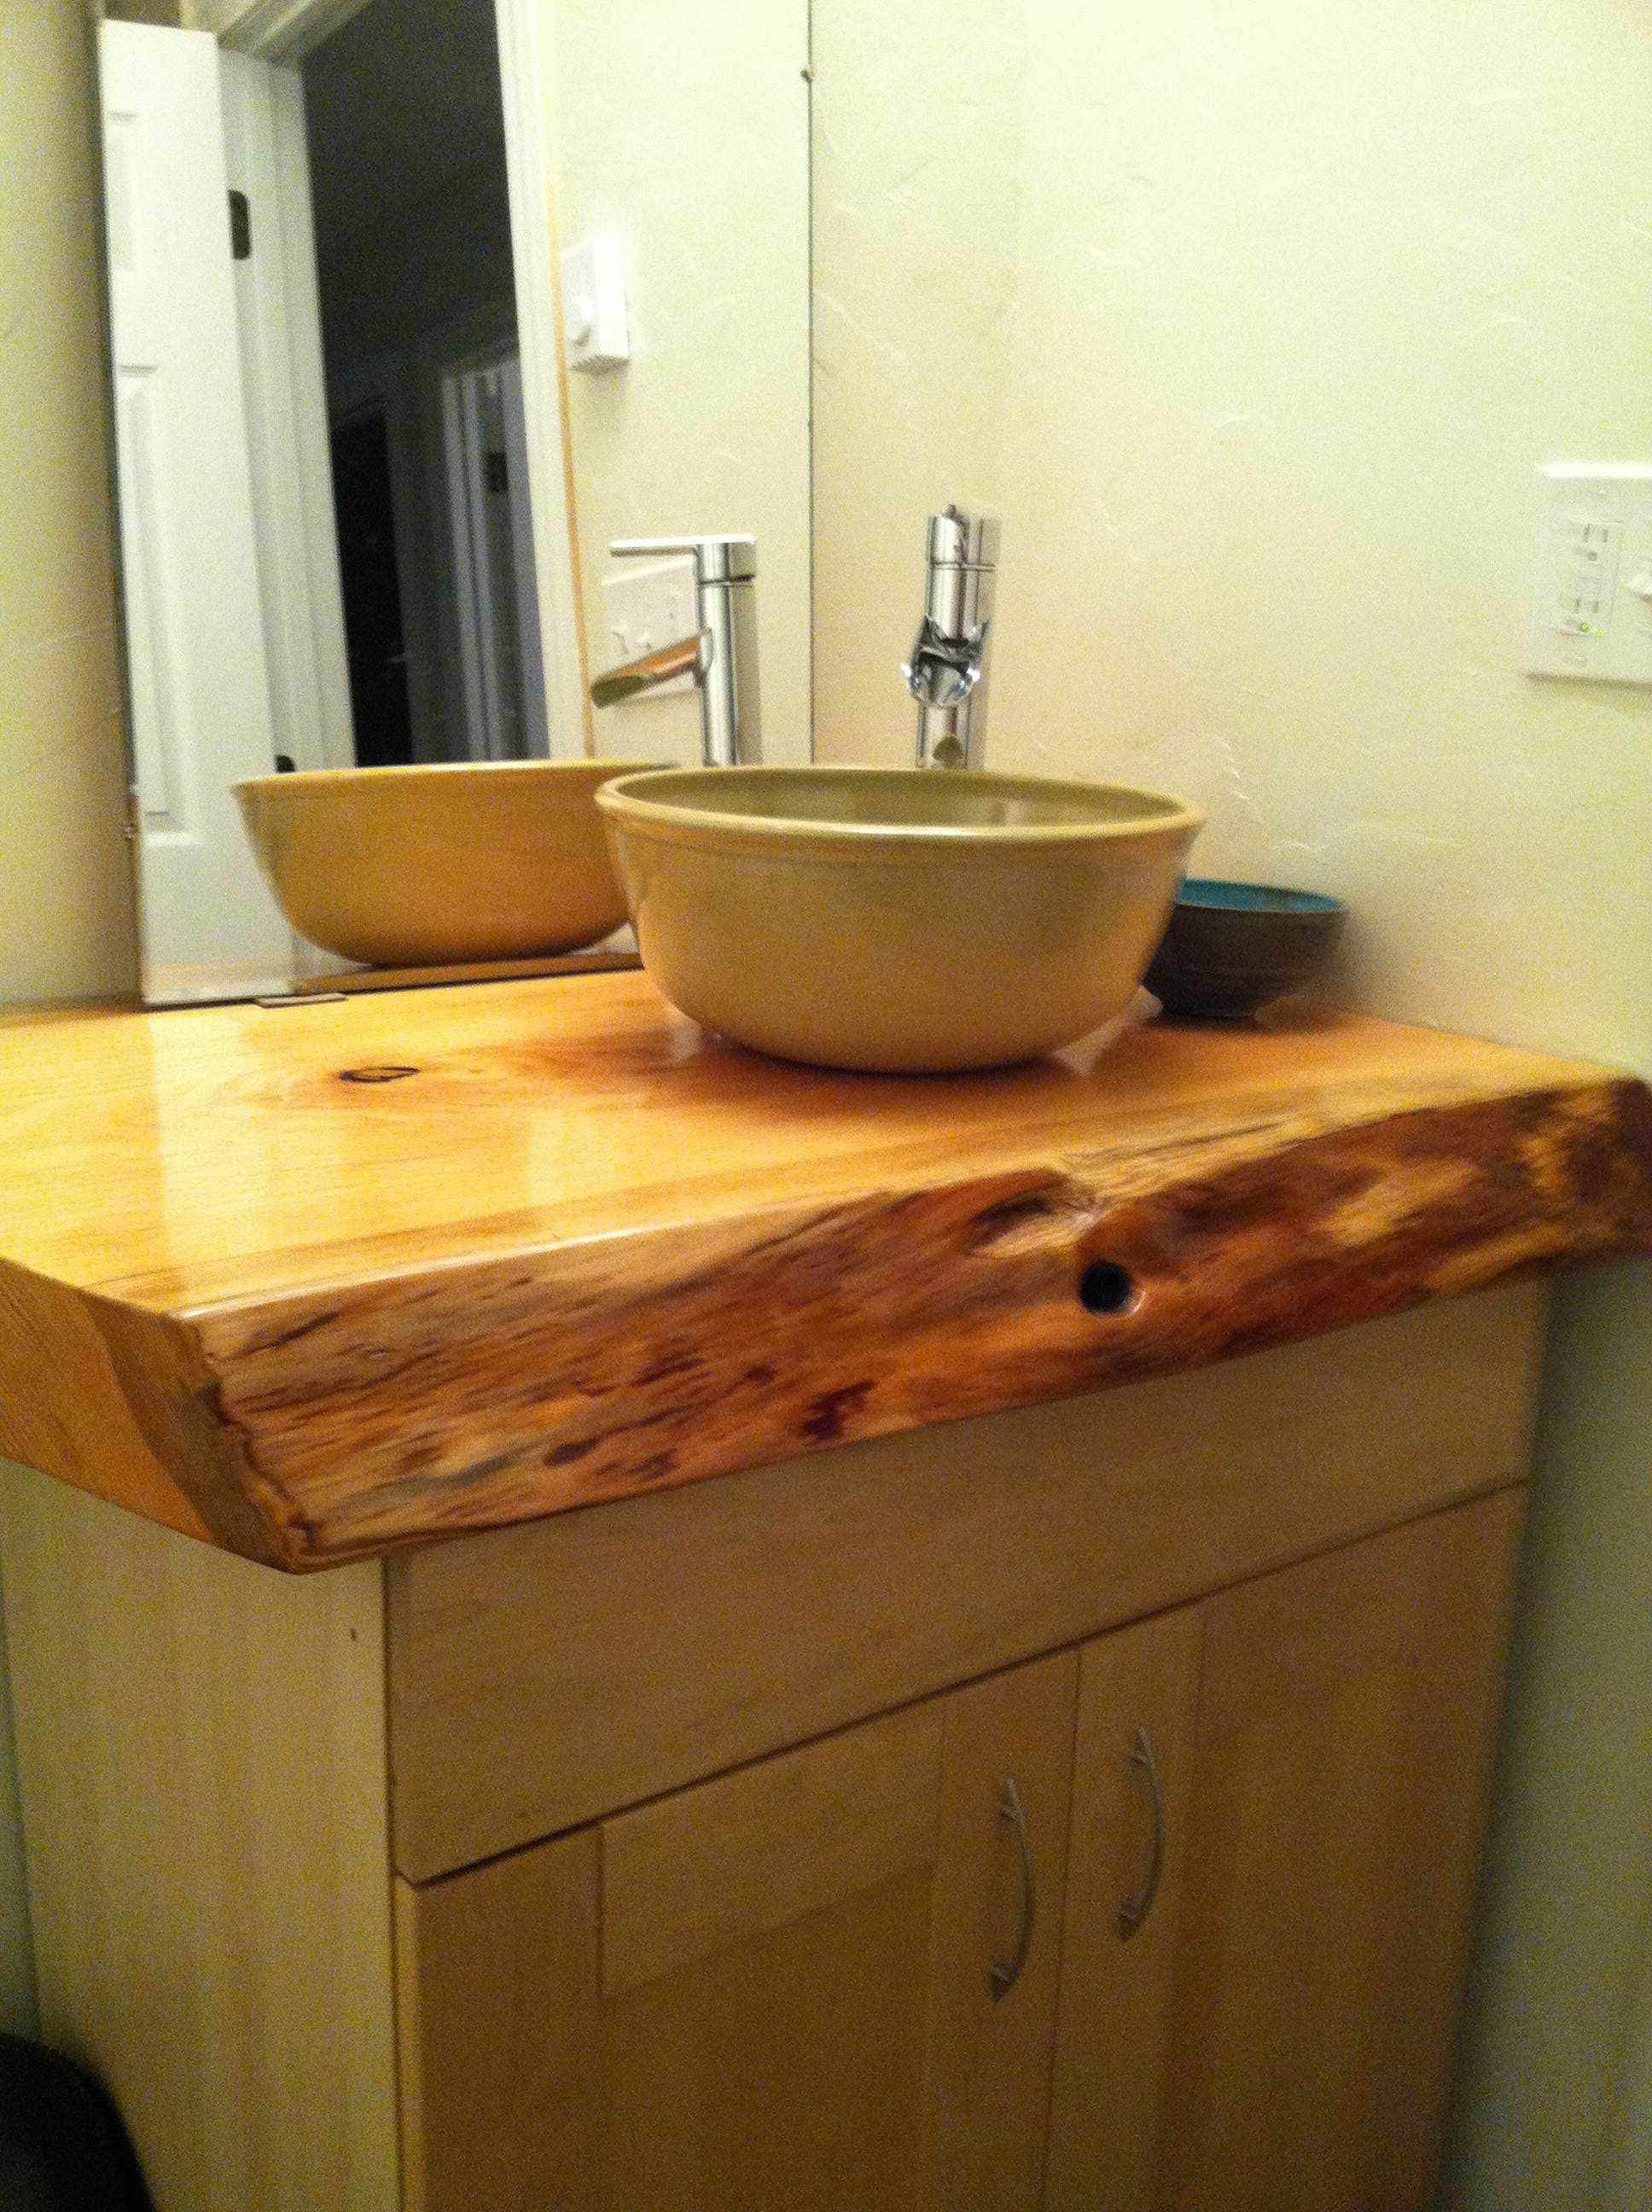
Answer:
xmin=1147 ymin=876 xmax=1346 ymax=1018
xmin=0 ymin=2035 xmax=153 ymax=2212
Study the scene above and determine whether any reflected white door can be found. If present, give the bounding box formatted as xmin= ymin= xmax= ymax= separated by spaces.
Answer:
xmin=100 ymin=19 xmax=294 ymax=1000
xmin=218 ymin=46 xmax=353 ymax=781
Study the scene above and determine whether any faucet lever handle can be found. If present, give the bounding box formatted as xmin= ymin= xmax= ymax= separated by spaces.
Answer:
xmin=609 ymin=535 xmax=756 ymax=584
xmin=924 ymin=508 xmax=1001 ymax=573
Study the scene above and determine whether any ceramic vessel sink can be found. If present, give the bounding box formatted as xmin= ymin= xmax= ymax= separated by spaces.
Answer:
xmin=236 ymin=761 xmax=642 ymax=968
xmin=597 ymin=765 xmax=1203 ymax=1072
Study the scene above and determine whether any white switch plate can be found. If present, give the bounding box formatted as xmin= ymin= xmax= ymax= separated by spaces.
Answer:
xmin=1525 ymin=463 xmax=1652 ymax=684
xmin=561 ymin=230 xmax=629 ymax=373
xmin=601 ymin=555 xmax=697 ymax=696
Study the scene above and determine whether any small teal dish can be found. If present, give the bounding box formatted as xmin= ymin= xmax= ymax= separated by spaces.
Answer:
xmin=1145 ymin=877 xmax=1347 ymax=1019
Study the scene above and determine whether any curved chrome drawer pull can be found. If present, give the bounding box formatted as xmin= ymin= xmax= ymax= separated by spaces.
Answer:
xmin=1118 ymin=1728 xmax=1165 ymax=1941
xmin=990 ymin=1777 xmax=1036 ymax=2000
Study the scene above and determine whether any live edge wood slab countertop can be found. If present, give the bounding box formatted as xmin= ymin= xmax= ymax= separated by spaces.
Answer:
xmin=0 ymin=971 xmax=1648 ymax=1570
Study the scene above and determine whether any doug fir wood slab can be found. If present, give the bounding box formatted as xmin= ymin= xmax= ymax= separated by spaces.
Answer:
xmin=0 ymin=973 xmax=1648 ymax=1569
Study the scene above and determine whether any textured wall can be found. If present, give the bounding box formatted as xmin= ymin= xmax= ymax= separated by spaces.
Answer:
xmin=815 ymin=0 xmax=1652 ymax=1053
xmin=545 ymin=0 xmax=811 ymax=765
xmin=814 ymin=3 xmax=1652 ymax=2202
xmin=0 ymin=0 xmax=143 ymax=2038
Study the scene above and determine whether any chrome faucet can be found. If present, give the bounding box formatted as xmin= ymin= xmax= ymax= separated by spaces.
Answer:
xmin=590 ymin=535 xmax=760 ymax=767
xmin=905 ymin=506 xmax=1000 ymax=770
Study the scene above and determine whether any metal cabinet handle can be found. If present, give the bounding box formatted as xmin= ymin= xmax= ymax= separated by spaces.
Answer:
xmin=1118 ymin=1728 xmax=1165 ymax=1941
xmin=990 ymin=1777 xmax=1036 ymax=2001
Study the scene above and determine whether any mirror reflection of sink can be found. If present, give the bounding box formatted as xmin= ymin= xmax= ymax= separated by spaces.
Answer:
xmin=597 ymin=766 xmax=1204 ymax=1074
xmin=235 ymin=761 xmax=645 ymax=969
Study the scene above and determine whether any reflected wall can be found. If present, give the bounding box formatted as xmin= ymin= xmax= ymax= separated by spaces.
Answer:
xmin=548 ymin=0 xmax=811 ymax=766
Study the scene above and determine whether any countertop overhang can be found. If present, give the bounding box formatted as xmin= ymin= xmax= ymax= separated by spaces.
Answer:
xmin=0 ymin=973 xmax=1648 ymax=1569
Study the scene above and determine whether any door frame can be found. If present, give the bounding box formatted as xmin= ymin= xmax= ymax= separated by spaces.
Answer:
xmin=202 ymin=0 xmax=591 ymax=760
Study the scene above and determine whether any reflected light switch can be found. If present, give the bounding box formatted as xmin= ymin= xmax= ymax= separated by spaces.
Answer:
xmin=561 ymin=230 xmax=629 ymax=373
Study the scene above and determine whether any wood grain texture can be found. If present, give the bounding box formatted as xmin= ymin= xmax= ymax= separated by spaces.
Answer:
xmin=396 ymin=1831 xmax=604 ymax=2212
xmin=0 ymin=1463 xmax=400 ymax=2212
xmin=387 ymin=1284 xmax=1545 ymax=1877
xmin=0 ymin=975 xmax=1645 ymax=1564
xmin=602 ymin=1699 xmax=944 ymax=1997
xmin=918 ymin=1650 xmax=1078 ymax=2212
xmin=1157 ymin=1488 xmax=1526 ymax=2212
xmin=398 ymin=1650 xmax=1077 ymax=2212
xmin=1045 ymin=1605 xmax=1206 ymax=2212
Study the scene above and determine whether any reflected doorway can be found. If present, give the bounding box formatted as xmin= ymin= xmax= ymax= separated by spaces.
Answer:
xmin=330 ymin=406 xmax=415 ymax=767
xmin=303 ymin=0 xmax=550 ymax=765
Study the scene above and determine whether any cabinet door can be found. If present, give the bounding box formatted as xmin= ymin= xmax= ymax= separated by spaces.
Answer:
xmin=1047 ymin=1490 xmax=1521 ymax=2212
xmin=398 ymin=1646 xmax=1077 ymax=2212
xmin=1160 ymin=1490 xmax=1522 ymax=2212
xmin=1045 ymin=1605 xmax=1205 ymax=2212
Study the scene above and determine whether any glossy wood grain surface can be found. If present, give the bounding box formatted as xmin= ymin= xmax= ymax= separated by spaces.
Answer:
xmin=0 ymin=973 xmax=1647 ymax=1567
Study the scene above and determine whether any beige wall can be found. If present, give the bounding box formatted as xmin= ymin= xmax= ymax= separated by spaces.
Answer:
xmin=545 ymin=0 xmax=811 ymax=765
xmin=815 ymin=3 xmax=1652 ymax=2202
xmin=0 ymin=0 xmax=140 ymax=2035
xmin=816 ymin=0 xmax=1652 ymax=1057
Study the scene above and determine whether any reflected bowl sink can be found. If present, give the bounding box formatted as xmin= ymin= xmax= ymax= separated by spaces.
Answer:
xmin=235 ymin=761 xmax=643 ymax=968
xmin=596 ymin=765 xmax=1204 ymax=1073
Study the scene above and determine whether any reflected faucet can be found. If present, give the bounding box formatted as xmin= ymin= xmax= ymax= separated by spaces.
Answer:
xmin=590 ymin=535 xmax=760 ymax=767
xmin=905 ymin=506 xmax=1000 ymax=771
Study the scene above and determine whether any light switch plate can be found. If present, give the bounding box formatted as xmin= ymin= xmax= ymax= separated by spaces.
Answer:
xmin=1525 ymin=463 xmax=1652 ymax=684
xmin=601 ymin=556 xmax=697 ymax=696
xmin=561 ymin=230 xmax=629 ymax=373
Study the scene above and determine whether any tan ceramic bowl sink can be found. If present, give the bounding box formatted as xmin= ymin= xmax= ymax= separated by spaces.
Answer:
xmin=597 ymin=765 xmax=1204 ymax=1073
xmin=235 ymin=761 xmax=644 ymax=968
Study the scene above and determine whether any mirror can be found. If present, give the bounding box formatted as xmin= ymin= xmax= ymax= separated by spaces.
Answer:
xmin=101 ymin=0 xmax=810 ymax=1002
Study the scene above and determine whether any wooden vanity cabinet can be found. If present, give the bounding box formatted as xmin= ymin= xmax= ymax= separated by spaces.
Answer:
xmin=394 ymin=1490 xmax=1519 ymax=2212
xmin=1 ymin=1286 xmax=1542 ymax=2212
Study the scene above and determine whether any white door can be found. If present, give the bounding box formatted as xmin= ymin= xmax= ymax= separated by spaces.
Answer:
xmin=100 ymin=19 xmax=295 ymax=1001
xmin=218 ymin=46 xmax=354 ymax=780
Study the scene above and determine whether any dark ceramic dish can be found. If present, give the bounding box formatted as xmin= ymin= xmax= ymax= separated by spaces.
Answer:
xmin=1146 ymin=877 xmax=1346 ymax=1018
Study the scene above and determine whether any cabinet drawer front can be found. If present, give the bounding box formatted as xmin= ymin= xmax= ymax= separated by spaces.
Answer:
xmin=387 ymin=1284 xmax=1544 ymax=1878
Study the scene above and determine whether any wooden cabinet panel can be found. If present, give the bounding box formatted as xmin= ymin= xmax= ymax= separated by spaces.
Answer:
xmin=396 ymin=1831 xmax=602 ymax=2212
xmin=0 ymin=1468 xmax=400 ymax=2212
xmin=920 ymin=1654 xmax=1079 ymax=2211
xmin=602 ymin=1699 xmax=942 ymax=1994
xmin=1155 ymin=1489 xmax=1525 ymax=2212
xmin=398 ymin=1648 xmax=1079 ymax=2212
xmin=1046 ymin=1605 xmax=1205 ymax=2212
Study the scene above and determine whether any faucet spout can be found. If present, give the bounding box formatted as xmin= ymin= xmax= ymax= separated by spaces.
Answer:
xmin=589 ymin=631 xmax=709 ymax=709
